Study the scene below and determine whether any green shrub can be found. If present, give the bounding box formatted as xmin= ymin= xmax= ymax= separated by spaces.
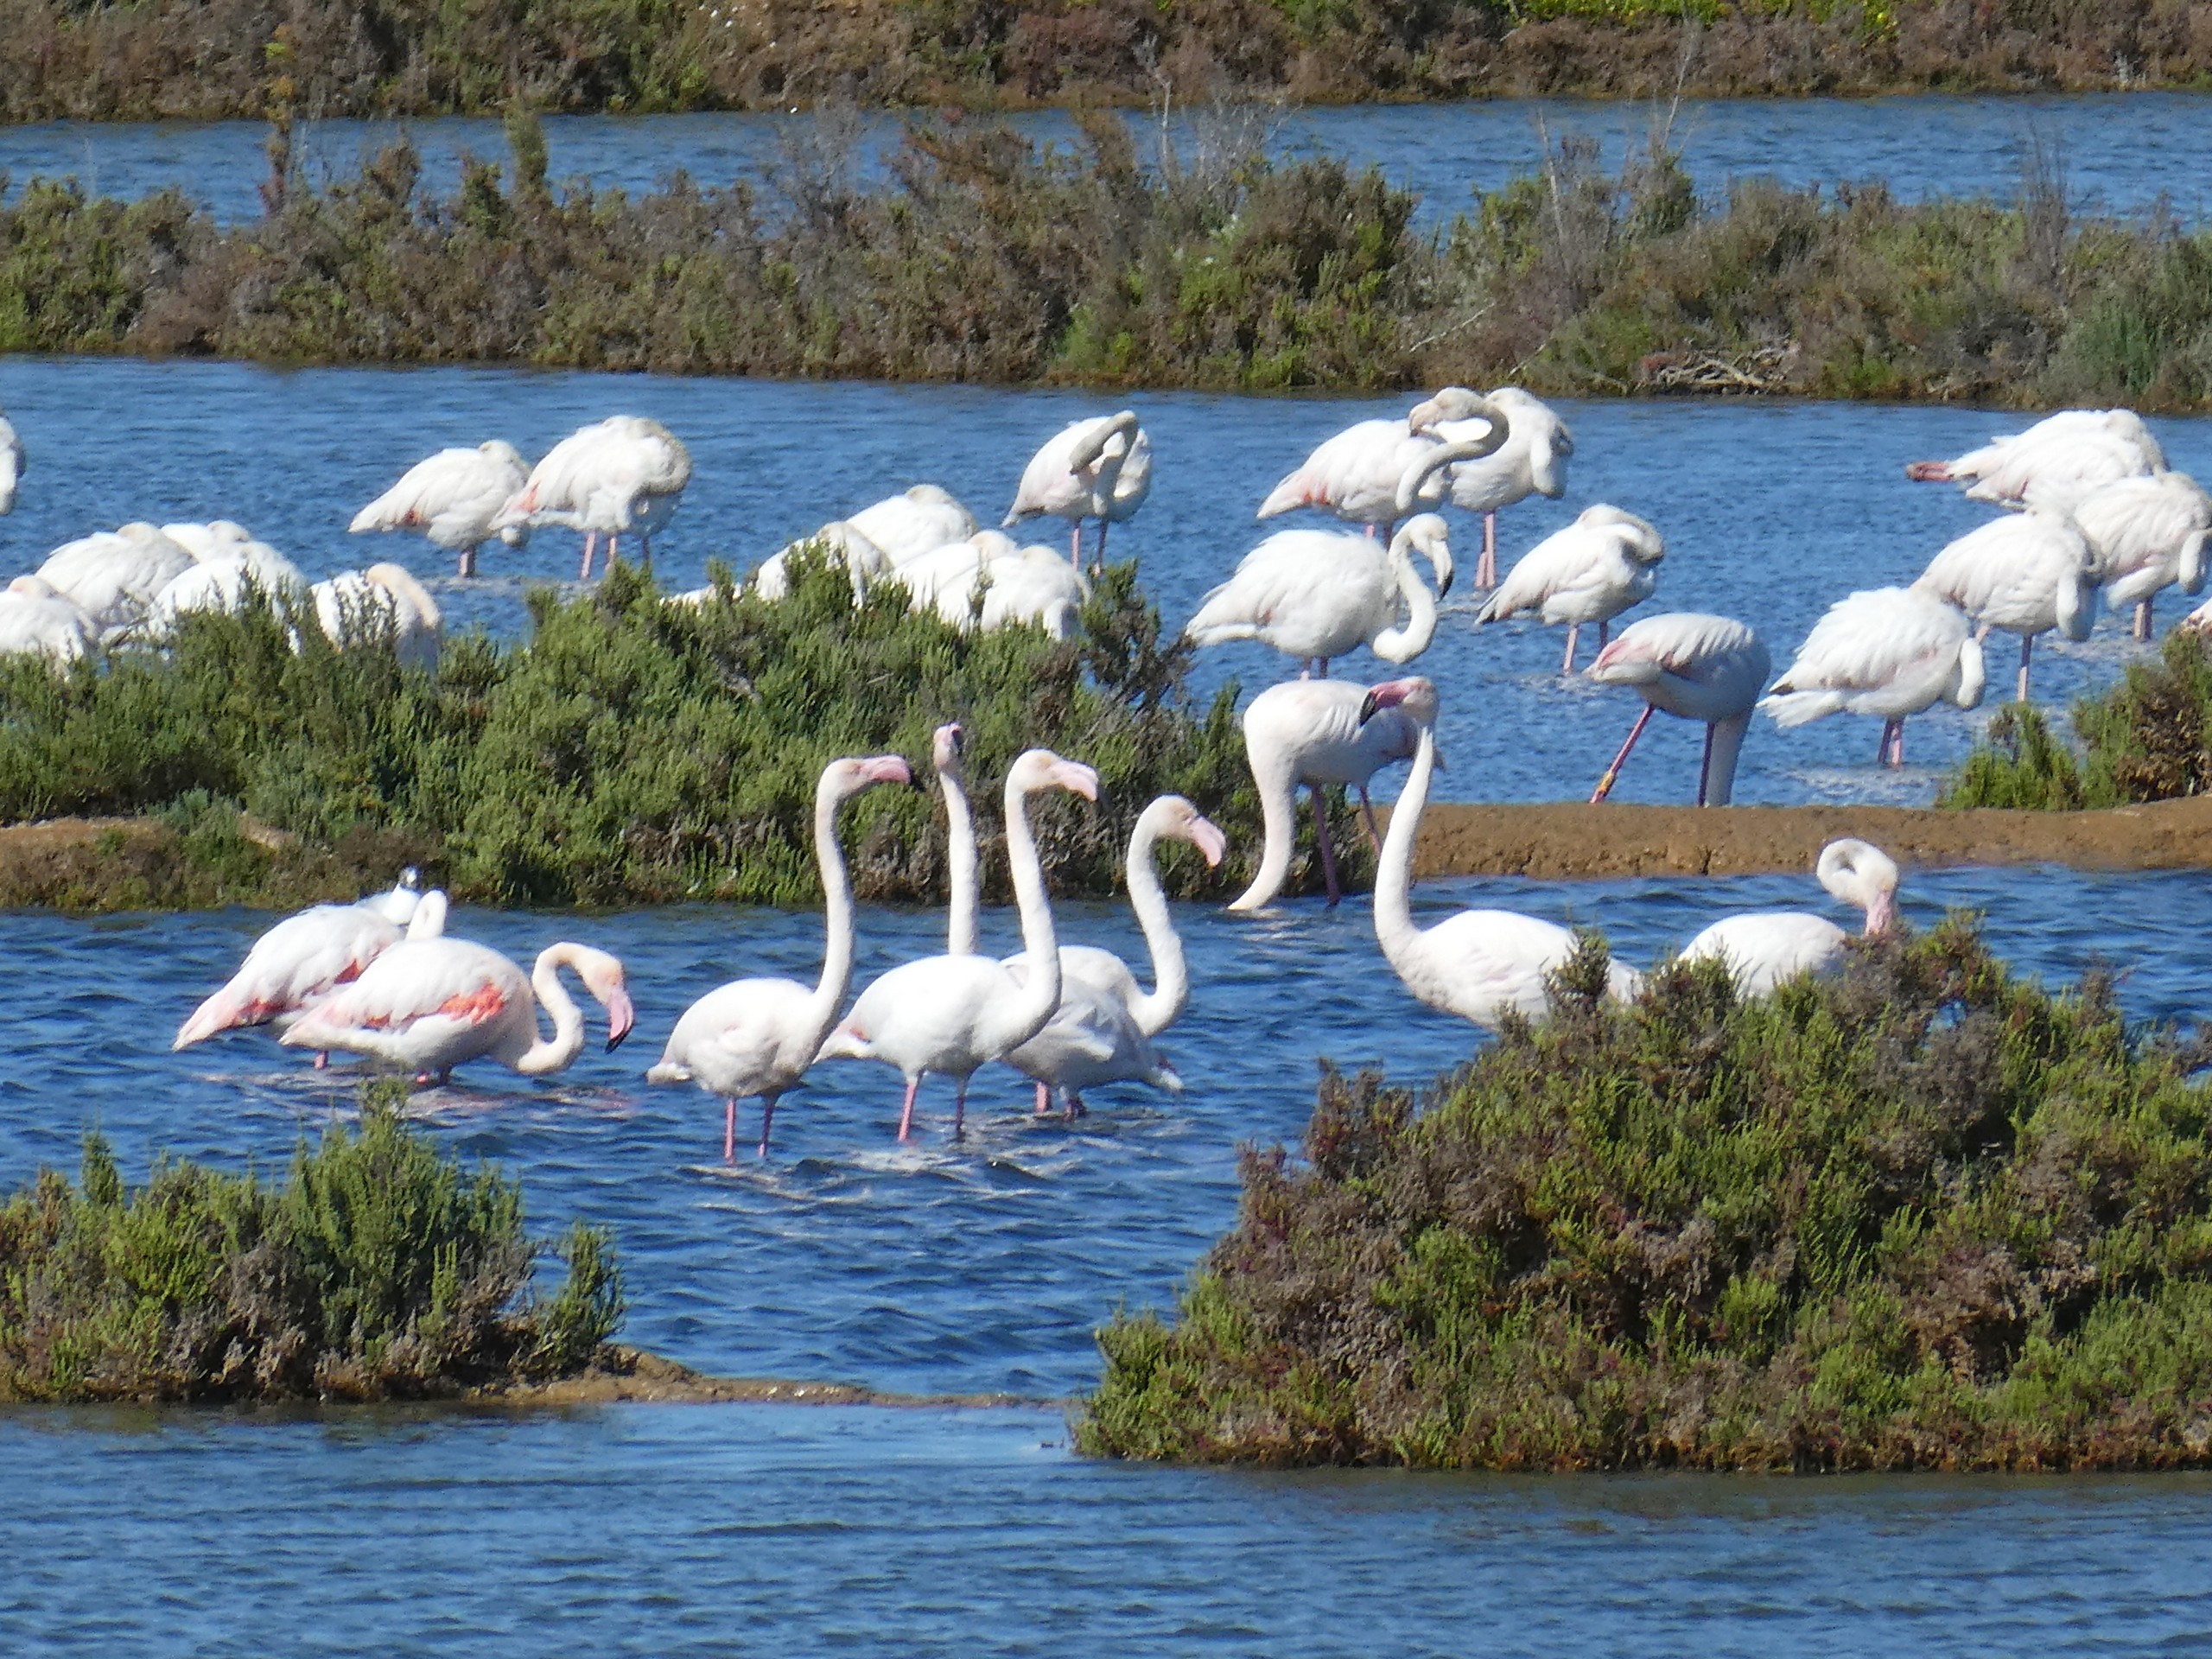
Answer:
xmin=1080 ymin=925 xmax=2212 ymax=1470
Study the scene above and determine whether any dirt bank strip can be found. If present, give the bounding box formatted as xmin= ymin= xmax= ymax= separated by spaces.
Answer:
xmin=477 ymin=1349 xmax=1061 ymax=1410
xmin=1408 ymin=798 xmax=2212 ymax=880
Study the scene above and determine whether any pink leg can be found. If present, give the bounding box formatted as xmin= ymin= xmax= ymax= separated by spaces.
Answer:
xmin=2017 ymin=633 xmax=2032 ymax=704
xmin=459 ymin=544 xmax=477 ymax=578
xmin=724 ymin=1098 xmax=737 ymax=1165
xmin=608 ymin=533 xmax=620 ymax=568
xmin=1065 ymin=1091 xmax=1087 ymax=1120
xmin=758 ymin=1095 xmax=777 ymax=1158
xmin=1311 ymin=785 xmax=1342 ymax=906
xmin=1696 ymin=723 xmax=1716 ymax=808
xmin=577 ymin=531 xmax=597 ymax=582
xmin=1590 ymin=704 xmax=1656 ymax=803
xmin=1479 ymin=512 xmax=1497 ymax=589
xmin=1357 ymin=785 xmax=1382 ymax=853
xmin=313 ymin=1052 xmax=327 ymax=1071
xmin=897 ymin=1077 xmax=919 ymax=1141
xmin=1034 ymin=1080 xmax=1052 ymax=1116
xmin=1071 ymin=523 xmax=1083 ymax=568
xmin=1096 ymin=518 xmax=1109 ymax=571
xmin=2136 ymin=599 xmax=2154 ymax=642
xmin=1560 ymin=623 xmax=1580 ymax=675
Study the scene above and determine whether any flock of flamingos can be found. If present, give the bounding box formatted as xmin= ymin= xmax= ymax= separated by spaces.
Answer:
xmin=0 ymin=386 xmax=2196 ymax=1158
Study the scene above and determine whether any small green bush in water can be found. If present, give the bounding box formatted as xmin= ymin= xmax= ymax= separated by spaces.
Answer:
xmin=1081 ymin=924 xmax=2212 ymax=1471
xmin=0 ymin=1083 xmax=622 ymax=1402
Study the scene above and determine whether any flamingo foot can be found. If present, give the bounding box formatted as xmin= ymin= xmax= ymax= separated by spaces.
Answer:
xmin=1065 ymin=1092 xmax=1087 ymax=1121
xmin=897 ymin=1077 xmax=919 ymax=1142
xmin=725 ymin=1097 xmax=737 ymax=1166
xmin=1590 ymin=704 xmax=1656 ymax=803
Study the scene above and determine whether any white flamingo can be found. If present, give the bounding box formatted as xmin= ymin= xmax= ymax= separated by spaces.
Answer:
xmin=36 ymin=524 xmax=195 ymax=633
xmin=159 ymin=520 xmax=255 ymax=563
xmin=0 ymin=576 xmax=99 ymax=665
xmin=753 ymin=521 xmax=891 ymax=603
xmin=899 ymin=532 xmax=1090 ymax=639
xmin=931 ymin=723 xmax=980 ymax=957
xmin=1585 ymin=613 xmax=1770 ymax=806
xmin=1760 ymin=587 xmax=1986 ymax=766
xmin=149 ymin=540 xmax=309 ymax=631
xmin=1002 ymin=794 xmax=1225 ymax=1117
xmin=282 ymin=931 xmax=636 ymax=1084
xmin=817 ymin=748 xmax=1097 ymax=1141
xmin=645 ymin=753 xmax=914 ymax=1160
xmin=1906 ymin=407 xmax=2164 ymax=512
xmin=849 ymin=486 xmax=977 ymax=564
xmin=1476 ymin=504 xmax=1662 ymax=673
xmin=1680 ymin=839 xmax=1901 ymax=998
xmin=494 ymin=416 xmax=692 ymax=580
xmin=1365 ymin=677 xmax=1639 ymax=1028
xmin=350 ymin=441 xmax=531 ymax=576
xmin=1408 ymin=385 xmax=1573 ymax=587
xmin=1004 ymin=410 xmax=1147 ymax=567
xmin=2071 ymin=471 xmax=2212 ymax=641
xmin=1911 ymin=508 xmax=2094 ymax=702
xmin=1257 ymin=395 xmax=1510 ymax=537
xmin=1184 ymin=515 xmax=1452 ymax=677
xmin=0 ymin=410 xmax=21 ymax=515
xmin=311 ymin=563 xmax=443 ymax=668
xmin=1229 ymin=677 xmax=1421 ymax=911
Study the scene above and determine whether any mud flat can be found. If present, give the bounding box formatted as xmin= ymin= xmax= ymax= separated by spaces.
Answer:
xmin=481 ymin=1349 xmax=1054 ymax=1410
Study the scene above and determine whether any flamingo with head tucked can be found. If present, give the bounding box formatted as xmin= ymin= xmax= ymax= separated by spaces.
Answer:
xmin=351 ymin=441 xmax=531 ymax=576
xmin=1229 ymin=677 xmax=1421 ymax=911
xmin=1679 ymin=839 xmax=1900 ymax=997
xmin=1407 ymin=385 xmax=1573 ymax=587
xmin=494 ymin=416 xmax=692 ymax=581
xmin=1258 ymin=395 xmax=1510 ymax=540
xmin=849 ymin=486 xmax=977 ymax=565
xmin=0 ymin=576 xmax=99 ymax=665
xmin=1912 ymin=508 xmax=2094 ymax=703
xmin=1585 ymin=613 xmax=1770 ymax=806
xmin=1760 ymin=587 xmax=1986 ymax=767
xmin=1004 ymin=410 xmax=1147 ymax=569
xmin=1477 ymin=504 xmax=1662 ymax=673
xmin=1906 ymin=407 xmax=2164 ymax=512
xmin=1184 ymin=515 xmax=1453 ymax=678
xmin=2071 ymin=470 xmax=2212 ymax=641
xmin=646 ymin=753 xmax=913 ymax=1160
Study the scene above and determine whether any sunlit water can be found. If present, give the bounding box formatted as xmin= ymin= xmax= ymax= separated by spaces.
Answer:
xmin=4 ymin=354 xmax=2204 ymax=808
xmin=3 ymin=93 xmax=2207 ymax=226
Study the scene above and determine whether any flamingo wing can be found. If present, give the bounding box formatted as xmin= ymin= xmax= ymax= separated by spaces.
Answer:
xmin=280 ymin=938 xmax=522 ymax=1061
xmin=175 ymin=906 xmax=403 ymax=1047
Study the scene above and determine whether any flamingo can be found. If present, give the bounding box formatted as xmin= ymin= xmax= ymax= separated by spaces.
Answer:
xmin=1475 ymin=504 xmax=1663 ymax=673
xmin=1585 ymin=613 xmax=1770 ymax=806
xmin=1679 ymin=839 xmax=1900 ymax=998
xmin=148 ymin=541 xmax=308 ymax=631
xmin=1905 ymin=408 xmax=2164 ymax=512
xmin=36 ymin=524 xmax=195 ymax=633
xmin=817 ymin=748 xmax=1097 ymax=1141
xmin=753 ymin=521 xmax=891 ymax=604
xmin=1003 ymin=794 xmax=1225 ymax=1117
xmin=1759 ymin=587 xmax=1986 ymax=767
xmin=158 ymin=520 xmax=255 ymax=563
xmin=849 ymin=486 xmax=977 ymax=565
xmin=2071 ymin=471 xmax=2212 ymax=641
xmin=1364 ymin=677 xmax=1639 ymax=1027
xmin=174 ymin=874 xmax=442 ymax=1050
xmin=281 ymin=928 xmax=636 ymax=1084
xmin=493 ymin=416 xmax=692 ymax=581
xmin=0 ymin=576 xmax=99 ymax=665
xmin=1229 ymin=677 xmax=1421 ymax=911
xmin=0 ymin=410 xmax=21 ymax=515
xmin=931 ymin=723 xmax=980 ymax=957
xmin=1256 ymin=395 xmax=1510 ymax=538
xmin=1408 ymin=385 xmax=1573 ymax=588
xmin=311 ymin=563 xmax=443 ymax=669
xmin=899 ymin=532 xmax=1090 ymax=639
xmin=1184 ymin=514 xmax=1453 ymax=678
xmin=1911 ymin=508 xmax=2094 ymax=702
xmin=645 ymin=753 xmax=913 ymax=1160
xmin=1003 ymin=410 xmax=1148 ymax=567
xmin=350 ymin=441 xmax=531 ymax=576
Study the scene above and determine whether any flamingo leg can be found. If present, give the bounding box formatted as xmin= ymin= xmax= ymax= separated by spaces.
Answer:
xmin=1357 ymin=785 xmax=1383 ymax=853
xmin=724 ymin=1098 xmax=737 ymax=1165
xmin=758 ymin=1094 xmax=778 ymax=1159
xmin=2137 ymin=599 xmax=2155 ymax=642
xmin=1696 ymin=723 xmax=1716 ymax=808
xmin=1590 ymin=704 xmax=1656 ymax=803
xmin=1892 ymin=721 xmax=1905 ymax=766
xmin=578 ymin=531 xmax=598 ymax=582
xmin=1034 ymin=1080 xmax=1052 ymax=1117
xmin=608 ymin=532 xmax=621 ymax=569
xmin=1877 ymin=718 xmax=1904 ymax=767
xmin=459 ymin=543 xmax=477 ymax=579
xmin=2017 ymin=633 xmax=2033 ymax=704
xmin=1071 ymin=523 xmax=1084 ymax=568
xmin=1598 ymin=620 xmax=1611 ymax=650
xmin=1096 ymin=518 xmax=1109 ymax=571
xmin=1560 ymin=623 xmax=1580 ymax=676
xmin=953 ymin=1077 xmax=969 ymax=1139
xmin=897 ymin=1077 xmax=919 ymax=1142
xmin=312 ymin=1051 xmax=327 ymax=1071
xmin=1065 ymin=1091 xmax=1087 ymax=1120
xmin=1478 ymin=512 xmax=1498 ymax=589
xmin=1316 ymin=658 xmax=1330 ymax=678
xmin=639 ymin=532 xmax=652 ymax=575
xmin=1311 ymin=785 xmax=1342 ymax=906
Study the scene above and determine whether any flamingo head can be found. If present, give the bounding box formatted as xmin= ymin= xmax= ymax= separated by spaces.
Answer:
xmin=1816 ymin=838 xmax=1901 ymax=936
xmin=825 ymin=753 xmax=916 ymax=804
xmin=567 ymin=946 xmax=635 ymax=1052
xmin=1952 ymin=633 xmax=1988 ymax=710
xmin=1359 ymin=677 xmax=1439 ymax=728
xmin=1009 ymin=748 xmax=1099 ymax=802
xmin=931 ymin=722 xmax=965 ymax=776
xmin=1394 ymin=514 xmax=1453 ymax=597
xmin=1405 ymin=385 xmax=1485 ymax=435
xmin=1146 ymin=795 xmax=1226 ymax=868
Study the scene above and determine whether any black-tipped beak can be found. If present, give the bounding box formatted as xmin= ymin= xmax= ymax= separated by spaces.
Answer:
xmin=1358 ymin=691 xmax=1381 ymax=725
xmin=606 ymin=1031 xmax=629 ymax=1052
xmin=1438 ymin=569 xmax=1454 ymax=600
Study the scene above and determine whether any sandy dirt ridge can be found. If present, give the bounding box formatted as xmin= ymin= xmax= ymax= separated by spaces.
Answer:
xmin=480 ymin=1347 xmax=1060 ymax=1408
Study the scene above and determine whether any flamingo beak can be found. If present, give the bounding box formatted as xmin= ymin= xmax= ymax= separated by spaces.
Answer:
xmin=1052 ymin=761 xmax=1100 ymax=801
xmin=604 ymin=986 xmax=637 ymax=1052
xmin=1188 ymin=816 xmax=1227 ymax=868
xmin=863 ymin=755 xmax=915 ymax=787
xmin=1359 ymin=679 xmax=1415 ymax=724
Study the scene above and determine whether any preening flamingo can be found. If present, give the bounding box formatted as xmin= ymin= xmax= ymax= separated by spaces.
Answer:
xmin=1679 ymin=839 xmax=1900 ymax=998
xmin=149 ymin=540 xmax=308 ymax=631
xmin=898 ymin=532 xmax=1090 ymax=639
xmin=753 ymin=521 xmax=891 ymax=603
xmin=350 ymin=441 xmax=531 ymax=576
xmin=175 ymin=874 xmax=442 ymax=1050
xmin=1003 ymin=794 xmax=1225 ymax=1116
xmin=817 ymin=748 xmax=1097 ymax=1141
xmin=0 ymin=410 xmax=21 ymax=515
xmin=1257 ymin=395 xmax=1510 ymax=537
xmin=311 ymin=563 xmax=443 ymax=669
xmin=848 ymin=486 xmax=977 ymax=565
xmin=1184 ymin=514 xmax=1452 ymax=677
xmin=1004 ymin=410 xmax=1148 ymax=567
xmin=1911 ymin=508 xmax=2094 ymax=702
xmin=1760 ymin=586 xmax=1986 ymax=766
xmin=2071 ymin=471 xmax=2212 ymax=640
xmin=1476 ymin=504 xmax=1662 ymax=673
xmin=1229 ymin=677 xmax=1421 ymax=911
xmin=646 ymin=753 xmax=913 ymax=1160
xmin=282 ymin=931 xmax=636 ymax=1084
xmin=1586 ymin=612 xmax=1770 ymax=806
xmin=37 ymin=524 xmax=194 ymax=633
xmin=1408 ymin=385 xmax=1573 ymax=588
xmin=494 ymin=416 xmax=692 ymax=580
xmin=1364 ymin=677 xmax=1640 ymax=1027
xmin=0 ymin=576 xmax=98 ymax=665
xmin=1905 ymin=407 xmax=2164 ymax=512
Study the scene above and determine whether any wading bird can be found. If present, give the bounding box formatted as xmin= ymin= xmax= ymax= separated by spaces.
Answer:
xmin=1476 ymin=504 xmax=1662 ymax=673
xmin=35 ymin=524 xmax=195 ymax=634
xmin=1585 ymin=612 xmax=1770 ymax=806
xmin=849 ymin=486 xmax=977 ymax=565
xmin=1680 ymin=838 xmax=1900 ymax=997
xmin=1407 ymin=385 xmax=1573 ymax=588
xmin=350 ymin=440 xmax=532 ymax=576
xmin=1905 ymin=407 xmax=2164 ymax=512
xmin=1185 ymin=515 xmax=1453 ymax=678
xmin=494 ymin=416 xmax=692 ymax=580
xmin=1228 ymin=677 xmax=1421 ymax=911
xmin=0 ymin=410 xmax=21 ymax=515
xmin=1257 ymin=396 xmax=1510 ymax=539
xmin=752 ymin=521 xmax=890 ymax=604
xmin=1004 ymin=410 xmax=1148 ymax=568
xmin=1911 ymin=508 xmax=2094 ymax=702
xmin=0 ymin=575 xmax=98 ymax=664
xmin=2071 ymin=470 xmax=2212 ymax=641
xmin=1759 ymin=587 xmax=1986 ymax=766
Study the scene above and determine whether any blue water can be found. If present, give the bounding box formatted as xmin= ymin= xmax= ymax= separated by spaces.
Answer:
xmin=2 ymin=355 xmax=2199 ymax=807
xmin=3 ymin=93 xmax=2207 ymax=227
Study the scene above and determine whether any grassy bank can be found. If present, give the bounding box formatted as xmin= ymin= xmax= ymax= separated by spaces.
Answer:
xmin=8 ymin=106 xmax=2212 ymax=410
xmin=1079 ymin=924 xmax=2212 ymax=1470
xmin=0 ymin=1085 xmax=621 ymax=1402
xmin=0 ymin=1 xmax=2202 ymax=118
xmin=0 ymin=555 xmax=1352 ymax=910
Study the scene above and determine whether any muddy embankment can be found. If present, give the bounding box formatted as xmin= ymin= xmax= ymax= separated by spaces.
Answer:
xmin=482 ymin=1348 xmax=1056 ymax=1409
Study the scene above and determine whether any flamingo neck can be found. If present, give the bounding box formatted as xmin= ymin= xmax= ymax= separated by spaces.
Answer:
xmin=513 ymin=946 xmax=588 ymax=1076
xmin=1122 ymin=815 xmax=1187 ymax=1037
xmin=1001 ymin=772 xmax=1062 ymax=1037
xmin=1372 ymin=534 xmax=1438 ymax=663
xmin=1373 ymin=725 xmax=1434 ymax=974
xmin=805 ymin=776 xmax=861 ymax=1034
xmin=942 ymin=767 xmax=978 ymax=956
xmin=1700 ymin=715 xmax=1751 ymax=807
xmin=1228 ymin=741 xmax=1298 ymax=912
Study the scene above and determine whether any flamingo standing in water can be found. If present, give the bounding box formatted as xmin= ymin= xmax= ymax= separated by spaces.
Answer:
xmin=1476 ymin=504 xmax=1663 ymax=673
xmin=1183 ymin=515 xmax=1452 ymax=678
xmin=1363 ymin=677 xmax=1639 ymax=1027
xmin=1003 ymin=794 xmax=1226 ymax=1117
xmin=646 ymin=753 xmax=914 ymax=1160
xmin=1585 ymin=613 xmax=1770 ymax=806
xmin=350 ymin=441 xmax=532 ymax=577
xmin=494 ymin=416 xmax=692 ymax=580
xmin=1257 ymin=395 xmax=1510 ymax=539
xmin=1004 ymin=410 xmax=1148 ymax=568
xmin=1229 ymin=678 xmax=1421 ymax=911
xmin=2072 ymin=471 xmax=2212 ymax=641
xmin=1911 ymin=509 xmax=2094 ymax=702
xmin=1759 ymin=587 xmax=1986 ymax=766
xmin=1680 ymin=839 xmax=1901 ymax=997
xmin=1906 ymin=408 xmax=2164 ymax=512
xmin=1407 ymin=385 xmax=1573 ymax=588
xmin=817 ymin=748 xmax=1097 ymax=1140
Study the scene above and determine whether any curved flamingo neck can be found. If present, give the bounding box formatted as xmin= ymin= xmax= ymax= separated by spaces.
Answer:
xmin=806 ymin=774 xmax=863 ymax=1033
xmin=1374 ymin=533 xmax=1439 ymax=662
xmin=514 ymin=945 xmax=589 ymax=1076
xmin=1373 ymin=725 xmax=1435 ymax=977
xmin=1000 ymin=772 xmax=1062 ymax=1037
xmin=941 ymin=765 xmax=978 ymax=956
xmin=1230 ymin=739 xmax=1298 ymax=911
xmin=1123 ymin=812 xmax=1187 ymax=1036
